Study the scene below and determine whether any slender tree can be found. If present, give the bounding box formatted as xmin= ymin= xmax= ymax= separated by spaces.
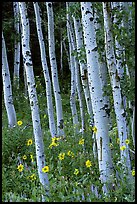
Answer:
xmin=46 ymin=2 xmax=64 ymax=137
xmin=33 ymin=2 xmax=57 ymax=138
xmin=73 ymin=16 xmax=93 ymax=122
xmin=13 ymin=2 xmax=20 ymax=90
xmin=18 ymin=2 xmax=49 ymax=200
xmin=67 ymin=2 xmax=85 ymax=133
xmin=2 ymin=32 xmax=17 ymax=128
xmin=81 ymin=2 xmax=114 ymax=194
xmin=66 ymin=2 xmax=79 ymax=134
xmin=102 ymin=2 xmax=132 ymax=179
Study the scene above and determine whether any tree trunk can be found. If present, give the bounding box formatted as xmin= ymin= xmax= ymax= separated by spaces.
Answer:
xmin=102 ymin=2 xmax=131 ymax=179
xmin=13 ymin=2 xmax=20 ymax=90
xmin=33 ymin=2 xmax=57 ymax=138
xmin=66 ymin=2 xmax=79 ymax=134
xmin=46 ymin=2 xmax=64 ymax=137
xmin=2 ymin=32 xmax=17 ymax=128
xmin=18 ymin=2 xmax=49 ymax=199
xmin=81 ymin=2 xmax=113 ymax=194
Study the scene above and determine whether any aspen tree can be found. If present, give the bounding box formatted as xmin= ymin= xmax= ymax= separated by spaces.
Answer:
xmin=13 ymin=2 xmax=20 ymax=90
xmin=94 ymin=5 xmax=112 ymax=129
xmin=67 ymin=2 xmax=85 ymax=133
xmin=81 ymin=2 xmax=113 ymax=194
xmin=66 ymin=2 xmax=79 ymax=133
xmin=18 ymin=2 xmax=49 ymax=199
xmin=119 ymin=2 xmax=135 ymax=148
xmin=46 ymin=2 xmax=64 ymax=137
xmin=2 ymin=32 xmax=17 ymax=128
xmin=73 ymin=15 xmax=97 ymax=156
xmin=102 ymin=2 xmax=132 ymax=179
xmin=33 ymin=2 xmax=56 ymax=138
xmin=73 ymin=16 xmax=93 ymax=120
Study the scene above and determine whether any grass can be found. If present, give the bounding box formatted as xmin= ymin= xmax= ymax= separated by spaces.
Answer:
xmin=2 ymin=80 xmax=135 ymax=202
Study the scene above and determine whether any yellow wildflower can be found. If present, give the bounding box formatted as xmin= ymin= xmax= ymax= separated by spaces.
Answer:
xmin=42 ymin=166 xmax=49 ymax=173
xmin=58 ymin=153 xmax=65 ymax=160
xmin=30 ymin=174 xmax=36 ymax=180
xmin=22 ymin=155 xmax=27 ymax=160
xmin=86 ymin=160 xmax=92 ymax=168
xmin=120 ymin=145 xmax=126 ymax=151
xmin=74 ymin=168 xmax=79 ymax=175
xmin=49 ymin=141 xmax=58 ymax=149
xmin=79 ymin=138 xmax=84 ymax=145
xmin=30 ymin=154 xmax=34 ymax=162
xmin=17 ymin=120 xmax=23 ymax=126
xmin=125 ymin=139 xmax=130 ymax=145
xmin=52 ymin=137 xmax=61 ymax=142
xmin=117 ymin=138 xmax=120 ymax=144
xmin=17 ymin=164 xmax=24 ymax=172
xmin=27 ymin=139 xmax=33 ymax=146
xmin=132 ymin=170 xmax=135 ymax=176
xmin=109 ymin=143 xmax=113 ymax=149
xmin=67 ymin=150 xmax=74 ymax=158
xmin=92 ymin=126 xmax=97 ymax=133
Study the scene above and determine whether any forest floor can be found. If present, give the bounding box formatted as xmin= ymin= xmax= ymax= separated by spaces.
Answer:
xmin=2 ymin=81 xmax=135 ymax=202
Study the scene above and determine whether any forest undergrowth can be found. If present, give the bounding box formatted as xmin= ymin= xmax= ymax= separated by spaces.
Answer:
xmin=2 ymin=78 xmax=135 ymax=202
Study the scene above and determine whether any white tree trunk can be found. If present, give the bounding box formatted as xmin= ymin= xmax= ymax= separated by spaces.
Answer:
xmin=66 ymin=2 xmax=79 ymax=134
xmin=103 ymin=2 xmax=131 ymax=178
xmin=46 ymin=2 xmax=64 ymax=137
xmin=81 ymin=2 xmax=113 ymax=194
xmin=18 ymin=2 xmax=49 ymax=199
xmin=73 ymin=16 xmax=93 ymax=120
xmin=67 ymin=3 xmax=85 ymax=133
xmin=2 ymin=32 xmax=17 ymax=128
xmin=33 ymin=2 xmax=56 ymax=138
xmin=94 ymin=7 xmax=112 ymax=129
xmin=13 ymin=2 xmax=20 ymax=90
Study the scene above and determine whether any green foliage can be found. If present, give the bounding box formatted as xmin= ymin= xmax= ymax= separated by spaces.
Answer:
xmin=2 ymin=86 xmax=135 ymax=202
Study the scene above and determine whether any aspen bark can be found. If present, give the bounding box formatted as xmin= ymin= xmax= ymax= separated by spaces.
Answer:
xmin=19 ymin=2 xmax=49 ymax=199
xmin=81 ymin=2 xmax=114 ymax=194
xmin=2 ymin=32 xmax=17 ymax=128
xmin=33 ymin=2 xmax=56 ymax=138
xmin=46 ymin=2 xmax=64 ymax=136
xmin=103 ymin=2 xmax=131 ymax=179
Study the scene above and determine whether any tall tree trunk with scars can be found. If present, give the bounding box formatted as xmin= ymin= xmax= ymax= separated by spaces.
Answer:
xmin=46 ymin=2 xmax=64 ymax=137
xmin=81 ymin=2 xmax=113 ymax=194
xmin=18 ymin=2 xmax=49 ymax=200
xmin=67 ymin=2 xmax=85 ymax=133
xmin=66 ymin=2 xmax=79 ymax=134
xmin=33 ymin=2 xmax=56 ymax=138
xmin=2 ymin=32 xmax=17 ymax=128
xmin=72 ymin=15 xmax=97 ymax=157
xmin=102 ymin=2 xmax=132 ymax=180
xmin=13 ymin=2 xmax=20 ymax=90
